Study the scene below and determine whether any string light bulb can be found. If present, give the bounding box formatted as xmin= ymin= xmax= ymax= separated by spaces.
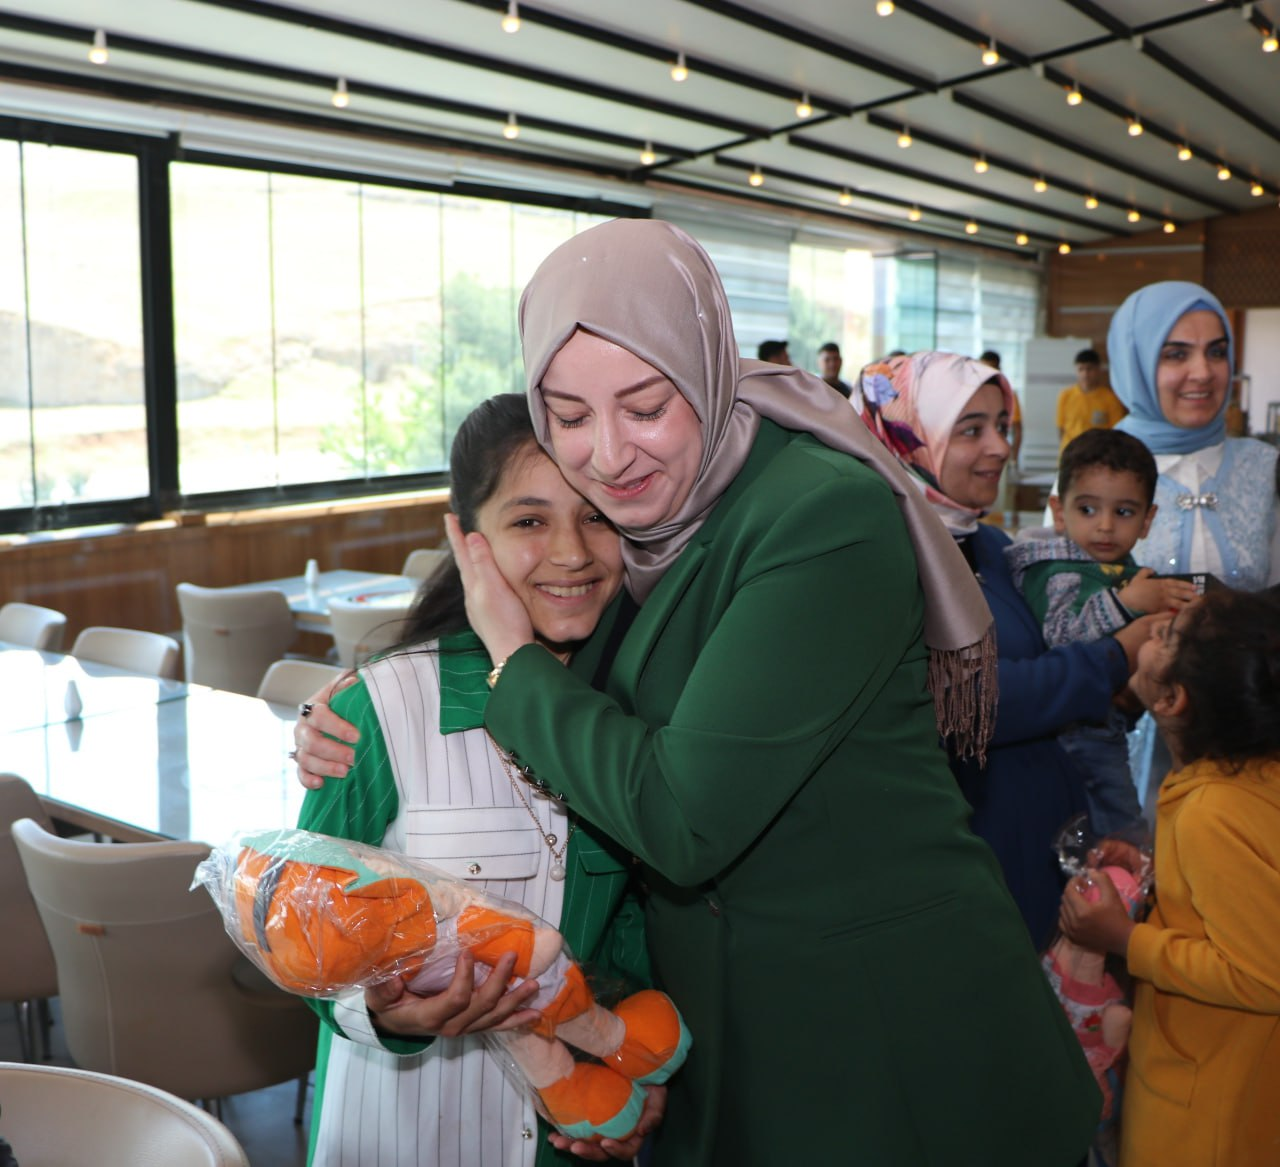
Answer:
xmin=838 ymin=188 xmax=853 ymax=207
xmin=1015 ymin=232 xmax=1029 ymax=246
xmin=1177 ymin=144 xmax=1193 ymax=161
xmin=1263 ymin=29 xmax=1278 ymax=52
xmin=981 ymin=39 xmax=1000 ymax=67
xmin=1085 ymin=194 xmax=1099 ymax=209
xmin=795 ymin=93 xmax=813 ymax=119
xmin=876 ymin=0 xmax=895 ymax=13
xmin=670 ymin=51 xmax=689 ymax=82
xmin=907 ymin=206 xmax=922 ymax=222
xmin=973 ymin=156 xmax=989 ymax=174
xmin=748 ymin=166 xmax=764 ymax=188
xmin=1127 ymin=117 xmax=1144 ymax=137
xmin=331 ymin=77 xmax=350 ymax=109
xmin=1251 ymin=181 xmax=1265 ymax=197
xmin=503 ymin=112 xmax=520 ymax=140
xmin=88 ymin=28 xmax=109 ymax=65
xmin=501 ymin=0 xmax=521 ymax=33
xmin=1127 ymin=208 xmax=1141 ymax=223
xmin=1033 ymin=176 xmax=1048 ymax=193
xmin=897 ymin=127 xmax=913 ymax=148
xmin=1058 ymin=242 xmax=1072 ymax=255
xmin=1163 ymin=221 xmax=1177 ymax=234
xmin=1217 ymin=164 xmax=1232 ymax=181
xmin=639 ymin=142 xmax=656 ymax=166
xmin=964 ymin=220 xmax=980 ymax=235
xmin=1066 ymin=84 xmax=1083 ymax=106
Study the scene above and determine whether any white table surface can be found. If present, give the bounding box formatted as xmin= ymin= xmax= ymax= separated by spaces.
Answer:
xmin=7 ymin=684 xmax=307 ymax=844
xmin=0 ymin=643 xmax=188 ymax=734
xmin=226 ymin=569 xmax=419 ymax=632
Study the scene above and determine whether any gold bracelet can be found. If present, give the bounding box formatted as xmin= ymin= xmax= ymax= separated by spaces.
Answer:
xmin=486 ymin=655 xmax=511 ymax=690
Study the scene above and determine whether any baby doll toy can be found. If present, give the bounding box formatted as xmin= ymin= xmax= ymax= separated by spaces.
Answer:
xmin=195 ymin=828 xmax=690 ymax=1142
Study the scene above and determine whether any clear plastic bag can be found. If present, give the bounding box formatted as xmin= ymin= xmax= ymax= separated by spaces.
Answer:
xmin=193 ymin=828 xmax=690 ymax=1142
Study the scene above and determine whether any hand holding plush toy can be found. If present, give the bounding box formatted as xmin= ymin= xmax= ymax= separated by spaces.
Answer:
xmin=194 ymin=829 xmax=690 ymax=1143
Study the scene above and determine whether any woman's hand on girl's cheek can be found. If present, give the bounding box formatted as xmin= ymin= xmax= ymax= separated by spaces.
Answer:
xmin=444 ymin=513 xmax=535 ymax=664
xmin=1059 ymin=870 xmax=1136 ymax=957
xmin=546 ymin=1085 xmax=667 ymax=1161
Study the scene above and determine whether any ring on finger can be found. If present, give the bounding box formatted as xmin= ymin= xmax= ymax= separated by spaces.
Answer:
xmin=299 ymin=702 xmax=314 ymax=718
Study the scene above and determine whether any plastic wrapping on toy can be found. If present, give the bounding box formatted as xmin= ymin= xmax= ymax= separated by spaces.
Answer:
xmin=1053 ymin=812 xmax=1153 ymax=907
xmin=193 ymin=828 xmax=691 ymax=1143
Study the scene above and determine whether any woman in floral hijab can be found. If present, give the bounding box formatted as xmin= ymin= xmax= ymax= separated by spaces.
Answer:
xmin=856 ymin=352 xmax=1151 ymax=946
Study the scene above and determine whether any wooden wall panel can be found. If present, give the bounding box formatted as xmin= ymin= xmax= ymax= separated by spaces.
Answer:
xmin=1047 ymin=223 xmax=1207 ymax=350
xmin=1205 ymin=204 xmax=1280 ymax=309
xmin=0 ymin=492 xmax=450 ymax=644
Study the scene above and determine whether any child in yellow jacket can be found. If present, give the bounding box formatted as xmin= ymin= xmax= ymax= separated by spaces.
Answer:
xmin=1059 ymin=587 xmax=1280 ymax=1167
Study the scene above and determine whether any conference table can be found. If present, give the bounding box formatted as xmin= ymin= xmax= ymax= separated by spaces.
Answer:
xmin=228 ymin=569 xmax=418 ymax=634
xmin=0 ymin=643 xmax=306 ymax=844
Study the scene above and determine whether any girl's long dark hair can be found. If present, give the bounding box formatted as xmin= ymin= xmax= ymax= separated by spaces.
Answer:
xmin=1164 ymin=588 xmax=1280 ymax=767
xmin=387 ymin=393 xmax=538 ymax=653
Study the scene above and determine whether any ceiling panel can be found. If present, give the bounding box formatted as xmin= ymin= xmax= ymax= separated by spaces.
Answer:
xmin=0 ymin=0 xmax=1275 ymax=259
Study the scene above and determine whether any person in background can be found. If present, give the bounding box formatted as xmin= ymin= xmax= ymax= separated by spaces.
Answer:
xmin=1005 ymin=429 xmax=1198 ymax=834
xmin=755 ymin=338 xmax=790 ymax=364
xmin=294 ymin=394 xmax=656 ymax=1166
xmin=980 ymin=349 xmax=1021 ymax=465
xmin=816 ymin=341 xmax=853 ymax=398
xmin=1060 ymin=588 xmax=1280 ymax=1167
xmin=855 ymin=352 xmax=1158 ymax=946
xmin=1058 ymin=348 xmax=1127 ymax=451
xmin=444 ymin=219 xmax=1102 ymax=1166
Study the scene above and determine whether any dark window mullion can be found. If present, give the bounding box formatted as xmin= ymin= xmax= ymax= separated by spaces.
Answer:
xmin=139 ymin=138 xmax=178 ymax=512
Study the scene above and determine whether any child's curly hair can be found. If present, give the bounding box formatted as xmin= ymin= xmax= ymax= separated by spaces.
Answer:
xmin=1163 ymin=588 xmax=1280 ymax=768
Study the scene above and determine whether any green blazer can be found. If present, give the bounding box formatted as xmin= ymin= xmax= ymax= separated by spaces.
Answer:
xmin=490 ymin=421 xmax=1099 ymax=1166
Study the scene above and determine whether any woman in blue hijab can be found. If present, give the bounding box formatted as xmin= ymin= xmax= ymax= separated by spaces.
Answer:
xmin=1109 ymin=280 xmax=1278 ymax=590
xmin=1108 ymin=280 xmax=1280 ymax=813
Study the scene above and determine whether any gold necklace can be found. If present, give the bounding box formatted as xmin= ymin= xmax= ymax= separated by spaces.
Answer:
xmin=486 ymin=732 xmax=576 ymax=881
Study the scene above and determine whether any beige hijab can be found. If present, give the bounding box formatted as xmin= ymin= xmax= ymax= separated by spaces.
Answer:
xmin=518 ymin=218 xmax=993 ymax=757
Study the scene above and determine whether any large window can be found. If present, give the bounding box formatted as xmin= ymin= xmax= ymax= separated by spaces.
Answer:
xmin=170 ymin=164 xmax=605 ymax=496
xmin=0 ymin=142 xmax=145 ymax=514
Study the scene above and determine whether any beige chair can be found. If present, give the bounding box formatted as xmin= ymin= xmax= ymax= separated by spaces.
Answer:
xmin=71 ymin=626 xmax=181 ymax=680
xmin=0 ymin=602 xmax=67 ymax=652
xmin=175 ymin=583 xmax=298 ymax=696
xmin=256 ymin=658 xmax=346 ymax=707
xmin=0 ymin=1062 xmax=249 ymax=1166
xmin=11 ymin=818 xmax=317 ymax=1114
xmin=327 ymin=596 xmax=411 ymax=669
xmin=0 ymin=775 xmax=58 ymax=1062
xmin=401 ymin=547 xmax=449 ymax=580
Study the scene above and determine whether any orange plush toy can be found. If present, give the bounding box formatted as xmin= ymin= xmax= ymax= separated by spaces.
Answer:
xmin=196 ymin=828 xmax=690 ymax=1142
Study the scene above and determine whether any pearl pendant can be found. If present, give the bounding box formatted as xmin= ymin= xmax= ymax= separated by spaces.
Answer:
xmin=550 ymin=862 xmax=566 ymax=881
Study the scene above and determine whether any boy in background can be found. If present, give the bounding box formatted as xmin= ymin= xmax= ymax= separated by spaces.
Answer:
xmin=1007 ymin=429 xmax=1198 ymax=831
xmin=1057 ymin=349 xmax=1126 ymax=451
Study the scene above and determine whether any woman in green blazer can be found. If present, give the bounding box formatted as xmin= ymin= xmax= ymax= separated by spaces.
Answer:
xmin=444 ymin=219 xmax=1102 ymax=1165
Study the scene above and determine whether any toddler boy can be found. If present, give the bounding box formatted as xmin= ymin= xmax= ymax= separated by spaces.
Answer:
xmin=1006 ymin=429 xmax=1197 ymax=832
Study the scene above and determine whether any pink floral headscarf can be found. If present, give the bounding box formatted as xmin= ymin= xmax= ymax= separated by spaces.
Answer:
xmin=855 ymin=352 xmax=1015 ymax=537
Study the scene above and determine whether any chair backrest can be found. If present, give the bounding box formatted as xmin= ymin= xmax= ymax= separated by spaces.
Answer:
xmin=71 ymin=626 xmax=181 ymax=680
xmin=327 ymin=597 xmax=411 ymax=669
xmin=12 ymin=818 xmax=317 ymax=1102
xmin=401 ymin=547 xmax=450 ymax=580
xmin=256 ymin=658 xmax=346 ymax=707
xmin=0 ymin=1062 xmax=249 ymax=1167
xmin=175 ymin=583 xmax=297 ymax=696
xmin=0 ymin=774 xmax=57 ymax=1004
xmin=0 ymin=602 xmax=67 ymax=652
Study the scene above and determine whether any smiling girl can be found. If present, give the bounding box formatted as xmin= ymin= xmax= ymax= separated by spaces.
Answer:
xmin=293 ymin=394 xmax=654 ymax=1167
